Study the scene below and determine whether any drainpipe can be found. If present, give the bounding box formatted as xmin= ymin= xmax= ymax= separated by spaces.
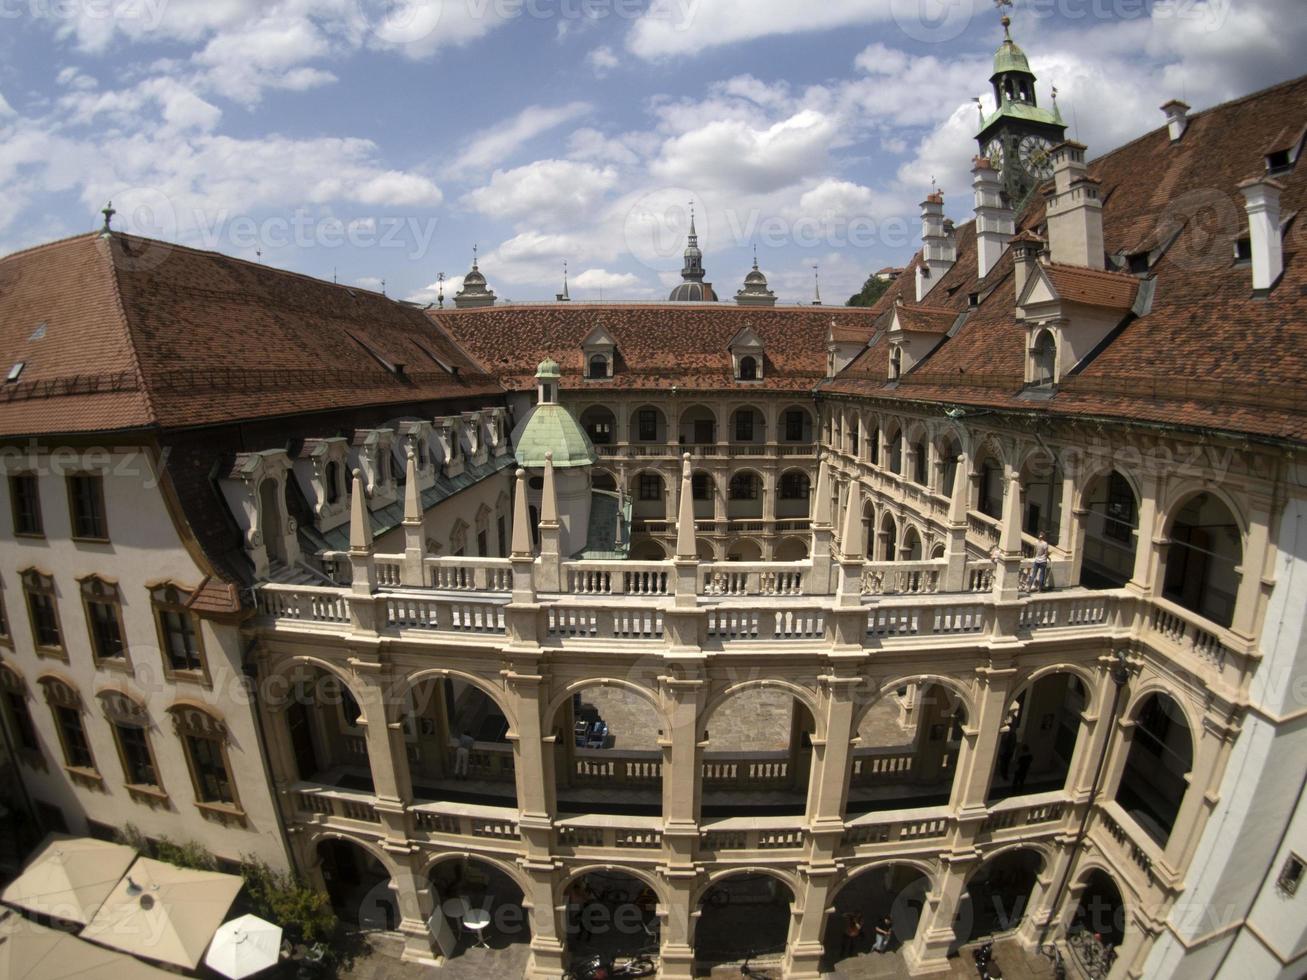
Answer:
xmin=1037 ymin=649 xmax=1131 ymax=949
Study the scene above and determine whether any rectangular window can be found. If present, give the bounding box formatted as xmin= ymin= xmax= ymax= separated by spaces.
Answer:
xmin=186 ymin=735 xmax=235 ymax=805
xmin=10 ymin=474 xmax=42 ymax=536
xmin=55 ymin=706 xmax=94 ymax=770
xmin=735 ymin=414 xmax=755 ymax=442
xmin=6 ymin=692 xmax=39 ymax=752
xmin=87 ymin=599 xmax=126 ymax=661
xmin=692 ymin=473 xmax=711 ymax=501
xmin=159 ymin=608 xmax=202 ymax=673
xmin=115 ymin=723 xmax=159 ymax=787
xmin=784 ymin=411 xmax=805 ymax=442
xmin=24 ymin=575 xmax=63 ymax=653
xmin=68 ymin=474 xmax=108 ymax=540
xmin=637 ymin=410 xmax=658 ymax=442
xmin=639 ymin=475 xmax=662 ymax=501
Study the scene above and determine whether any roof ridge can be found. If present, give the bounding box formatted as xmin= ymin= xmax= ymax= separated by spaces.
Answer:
xmin=0 ymin=231 xmax=100 ymax=265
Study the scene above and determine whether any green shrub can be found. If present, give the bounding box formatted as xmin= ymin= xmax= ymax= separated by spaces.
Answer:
xmin=240 ymin=858 xmax=337 ymax=947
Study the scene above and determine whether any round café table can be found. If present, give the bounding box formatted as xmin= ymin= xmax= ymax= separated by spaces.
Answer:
xmin=462 ymin=908 xmax=491 ymax=949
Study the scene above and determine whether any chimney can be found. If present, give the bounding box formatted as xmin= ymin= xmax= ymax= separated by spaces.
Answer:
xmin=916 ymin=190 xmax=956 ymax=301
xmin=1011 ymin=230 xmax=1044 ymax=301
xmin=1161 ymin=99 xmax=1190 ymax=142
xmin=1045 ymin=141 xmax=1104 ymax=269
xmin=1238 ymin=176 xmax=1286 ymax=291
xmin=973 ymin=156 xmax=1014 ymax=279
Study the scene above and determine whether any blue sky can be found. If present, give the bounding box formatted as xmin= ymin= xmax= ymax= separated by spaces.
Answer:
xmin=0 ymin=0 xmax=1300 ymax=305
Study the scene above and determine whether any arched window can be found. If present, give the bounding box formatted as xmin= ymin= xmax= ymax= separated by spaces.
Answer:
xmin=588 ymin=354 xmax=609 ymax=379
xmin=1115 ymin=693 xmax=1193 ymax=845
xmin=1163 ymin=493 xmax=1243 ymax=628
xmin=1032 ymin=329 xmax=1057 ymax=385
xmin=887 ymin=428 xmax=903 ymax=475
xmin=978 ymin=458 xmax=1004 ymax=519
xmin=890 ymin=346 xmax=903 ymax=380
xmin=170 ymin=703 xmax=241 ymax=812
xmin=325 ymin=460 xmax=341 ymax=505
xmin=738 ymin=355 xmax=758 ymax=381
xmin=911 ymin=440 xmax=928 ymax=485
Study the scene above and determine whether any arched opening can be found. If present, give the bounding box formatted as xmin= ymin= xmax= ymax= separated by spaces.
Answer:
xmin=726 ymin=538 xmax=763 ymax=562
xmin=1081 ymin=470 xmax=1139 ymax=588
xmin=776 ymin=469 xmax=811 ymax=519
xmin=630 ymin=539 xmax=667 ymax=560
xmin=630 ymin=405 xmax=667 ymax=444
xmin=886 ymin=426 xmax=903 ymax=475
xmin=259 ymin=478 xmax=286 ymax=565
xmin=587 ymin=354 xmax=610 ymax=380
xmin=959 ymin=849 xmax=1045 ymax=943
xmin=325 ymin=461 xmax=342 ymax=506
xmin=1068 ymin=869 xmax=1125 ymax=974
xmin=727 ymin=471 xmax=763 ymax=520
xmin=580 ymin=406 xmax=616 ymax=445
xmin=738 ymin=355 xmax=759 ymax=381
xmin=1031 ymin=329 xmax=1057 ymax=386
xmin=552 ymin=683 xmax=663 ymax=816
xmin=775 ymin=537 xmax=809 ymax=561
xmin=1163 ymin=492 xmax=1242 ymax=628
xmin=592 ymin=470 xmax=618 ymax=493
xmin=937 ymin=438 xmax=961 ymax=497
xmin=910 ymin=439 xmax=928 ymax=486
xmin=429 ymin=856 xmax=530 ymax=964
xmin=1020 ymin=451 xmax=1064 ymax=546
xmin=988 ymin=672 xmax=1088 ymax=802
xmin=1114 ymin=692 xmax=1193 ymax=846
xmin=902 ymin=526 xmax=924 ymax=561
xmin=867 ymin=421 xmax=881 ymax=466
xmin=930 ymin=543 xmax=946 ymax=559
xmin=405 ymin=677 xmax=517 ymax=807
xmin=630 ymin=471 xmax=666 ymax=521
xmin=280 ymin=666 xmax=370 ymax=790
xmin=691 ymin=470 xmax=716 ymax=520
xmin=317 ymin=838 xmax=395 ymax=931
xmin=730 ymin=406 xmax=766 ymax=445
xmin=702 ymin=687 xmax=813 ymax=816
xmin=564 ymin=870 xmax=660 ymax=970
xmin=978 ymin=454 xmax=1004 ymax=520
xmin=879 ymin=513 xmax=898 ymax=562
xmin=679 ymin=404 xmax=717 ymax=447
xmin=780 ymin=405 xmax=813 ymax=444
xmin=694 ymin=873 xmax=793 ymax=969
xmin=890 ymin=346 xmax=903 ymax=380
xmin=696 ymin=539 xmax=717 ymax=561
xmin=824 ymin=865 xmax=930 ymax=967
xmin=848 ymin=682 xmax=966 ymax=814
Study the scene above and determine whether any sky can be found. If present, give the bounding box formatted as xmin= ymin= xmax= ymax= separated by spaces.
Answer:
xmin=0 ymin=0 xmax=1302 ymax=306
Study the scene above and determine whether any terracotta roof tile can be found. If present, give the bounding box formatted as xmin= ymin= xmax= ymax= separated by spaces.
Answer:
xmin=1040 ymin=264 xmax=1139 ymax=310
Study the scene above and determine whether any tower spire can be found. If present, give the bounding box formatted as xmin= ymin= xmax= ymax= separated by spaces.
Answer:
xmin=99 ymin=201 xmax=116 ymax=238
xmin=557 ymin=260 xmax=570 ymax=302
xmin=812 ymin=265 xmax=822 ymax=306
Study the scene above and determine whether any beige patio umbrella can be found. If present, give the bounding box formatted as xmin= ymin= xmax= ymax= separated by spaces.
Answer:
xmin=0 ymin=909 xmax=178 ymax=979
xmin=80 ymin=856 xmax=244 ymax=969
xmin=0 ymin=833 xmax=137 ymax=925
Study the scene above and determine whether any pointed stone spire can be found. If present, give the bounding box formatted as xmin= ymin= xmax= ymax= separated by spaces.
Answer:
xmin=840 ymin=481 xmax=864 ymax=560
xmin=511 ymin=467 xmax=533 ymax=557
xmin=999 ymin=471 xmax=1023 ymax=556
xmin=812 ymin=265 xmax=823 ymax=306
xmin=812 ymin=457 xmax=833 ymax=528
xmin=541 ymin=451 xmax=559 ymax=525
xmin=942 ymin=454 xmax=972 ymax=592
xmin=349 ymin=468 xmax=372 ymax=553
xmin=948 ymin=455 xmax=970 ymax=524
xmin=676 ymin=453 xmax=697 ymax=560
xmin=401 ymin=450 xmax=426 ymax=586
xmin=557 ymin=260 xmax=570 ymax=302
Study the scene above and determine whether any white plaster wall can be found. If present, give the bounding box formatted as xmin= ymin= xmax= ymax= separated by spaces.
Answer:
xmin=372 ymin=468 xmax=515 ymax=558
xmin=0 ymin=446 xmax=290 ymax=869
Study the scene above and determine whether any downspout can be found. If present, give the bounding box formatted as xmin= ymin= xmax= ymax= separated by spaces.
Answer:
xmin=1037 ymin=649 xmax=1131 ymax=949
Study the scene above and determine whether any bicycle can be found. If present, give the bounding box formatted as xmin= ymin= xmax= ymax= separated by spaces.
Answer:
xmin=1039 ymin=941 xmax=1068 ymax=980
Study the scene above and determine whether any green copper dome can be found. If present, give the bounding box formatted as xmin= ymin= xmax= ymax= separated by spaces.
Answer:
xmin=992 ymin=38 xmax=1031 ymax=78
xmin=514 ymin=405 xmax=597 ymax=468
xmin=536 ymin=358 xmax=561 ymax=380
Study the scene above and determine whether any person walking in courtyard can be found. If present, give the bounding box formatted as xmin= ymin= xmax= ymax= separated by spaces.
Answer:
xmin=1013 ymin=744 xmax=1034 ymax=793
xmin=840 ymin=909 xmax=864 ymax=958
xmin=873 ymin=913 xmax=893 ymax=952
xmin=455 ymin=730 xmax=474 ymax=778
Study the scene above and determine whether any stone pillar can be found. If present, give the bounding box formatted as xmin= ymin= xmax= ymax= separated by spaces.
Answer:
xmin=943 ymin=452 xmax=973 ymax=592
xmin=537 ymin=453 xmax=562 ymax=592
xmin=1230 ymin=498 xmax=1273 ymax=640
xmin=393 ymin=855 xmax=440 ymax=964
xmin=352 ymin=662 xmax=413 ymax=842
xmin=401 ymin=451 xmax=427 ymax=586
xmin=524 ymin=861 xmax=566 ymax=980
xmin=808 ymin=456 xmax=834 ymax=593
xmin=785 ymin=865 xmax=839 ymax=979
xmin=904 ymin=853 xmax=976 ymax=973
xmin=660 ymin=873 xmax=699 ymax=980
xmin=660 ymin=673 xmax=706 ymax=980
xmin=993 ymin=471 xmax=1024 ymax=600
xmin=1016 ymin=837 xmax=1076 ymax=948
xmin=949 ymin=665 xmax=1016 ymax=816
xmin=1162 ymin=709 xmax=1238 ymax=873
xmin=1128 ymin=474 xmax=1160 ymax=594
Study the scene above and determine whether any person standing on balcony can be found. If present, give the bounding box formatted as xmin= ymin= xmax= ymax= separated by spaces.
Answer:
xmin=1032 ymin=531 xmax=1051 ymax=591
xmin=840 ymin=910 xmax=864 ymax=958
xmin=455 ymin=731 xmax=474 ymax=778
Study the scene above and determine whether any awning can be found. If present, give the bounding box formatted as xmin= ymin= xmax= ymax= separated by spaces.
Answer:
xmin=0 ymin=833 xmax=137 ymax=925
xmin=80 ymin=856 xmax=243 ymax=969
xmin=0 ymin=909 xmax=177 ymax=979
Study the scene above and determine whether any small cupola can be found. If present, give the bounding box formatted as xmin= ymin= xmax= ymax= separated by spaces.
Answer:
xmin=453 ymin=245 xmax=497 ymax=308
xmin=536 ymin=358 xmax=561 ymax=404
xmin=1160 ymin=99 xmax=1190 ymax=142
xmin=736 ymin=251 xmax=777 ymax=307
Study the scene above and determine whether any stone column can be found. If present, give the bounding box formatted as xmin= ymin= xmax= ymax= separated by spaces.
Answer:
xmin=393 ymin=853 xmax=440 ymax=965
xmin=1162 ymin=708 xmax=1239 ymax=873
xmin=943 ymin=452 xmax=973 ymax=592
xmin=660 ymin=872 xmax=699 ymax=980
xmin=949 ymin=665 xmax=1016 ymax=816
xmin=523 ymin=862 xmax=566 ymax=980
xmin=903 ymin=853 xmax=976 ymax=973
xmin=659 ymin=672 xmax=706 ymax=980
xmin=351 ymin=661 xmax=413 ymax=843
xmin=401 ymin=451 xmax=427 ymax=586
xmin=1128 ymin=473 xmax=1160 ymax=594
xmin=1016 ymin=837 xmax=1076 ymax=948
xmin=1230 ymin=498 xmax=1273 ymax=640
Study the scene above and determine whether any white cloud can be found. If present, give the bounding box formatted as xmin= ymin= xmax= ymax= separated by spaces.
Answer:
xmin=446 ymin=101 xmax=593 ymax=177
xmin=464 ymin=159 xmax=618 ymax=224
xmin=573 ymin=268 xmax=649 ymax=293
xmin=566 ymin=128 xmax=644 ymax=167
xmin=0 ymin=93 xmax=13 ymax=117
xmin=587 ymin=46 xmax=620 ymax=77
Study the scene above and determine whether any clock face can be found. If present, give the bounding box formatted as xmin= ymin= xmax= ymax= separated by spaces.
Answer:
xmin=984 ymin=138 xmax=1006 ymax=172
xmin=1018 ymin=135 xmax=1055 ymax=179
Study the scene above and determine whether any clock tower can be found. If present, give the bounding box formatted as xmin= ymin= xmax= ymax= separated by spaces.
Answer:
xmin=975 ymin=14 xmax=1067 ymax=211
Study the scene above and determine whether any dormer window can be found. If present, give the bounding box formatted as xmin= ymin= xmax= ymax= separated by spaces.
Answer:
xmin=587 ymin=354 xmax=610 ymax=379
xmin=1234 ymin=237 xmax=1253 ymax=263
xmin=1266 ymin=149 xmax=1293 ymax=174
xmin=890 ymin=346 xmax=903 ymax=380
xmin=1031 ymin=329 xmax=1057 ymax=386
xmin=727 ymin=325 xmax=765 ymax=382
xmin=325 ymin=461 xmax=342 ymax=505
xmin=738 ymin=356 xmax=758 ymax=381
xmin=581 ymin=325 xmax=617 ymax=382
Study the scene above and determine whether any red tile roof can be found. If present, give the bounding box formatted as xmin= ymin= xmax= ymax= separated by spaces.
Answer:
xmin=1040 ymin=264 xmax=1139 ymax=310
xmin=429 ymin=304 xmax=880 ymax=392
xmin=825 ymin=73 xmax=1307 ymax=446
xmin=893 ymin=304 xmax=957 ymax=334
xmin=0 ymin=234 xmax=503 ymax=438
